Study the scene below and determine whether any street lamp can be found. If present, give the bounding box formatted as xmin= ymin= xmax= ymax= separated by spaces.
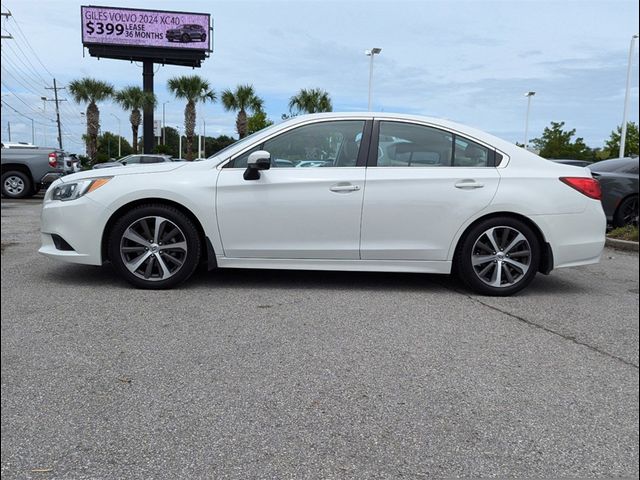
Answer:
xmin=365 ymin=47 xmax=382 ymax=111
xmin=176 ymin=125 xmax=183 ymax=159
xmin=162 ymin=101 xmax=169 ymax=145
xmin=619 ymin=33 xmax=639 ymax=159
xmin=523 ymin=91 xmax=536 ymax=149
xmin=110 ymin=113 xmax=121 ymax=158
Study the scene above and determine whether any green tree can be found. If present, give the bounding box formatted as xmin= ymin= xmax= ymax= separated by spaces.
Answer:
xmin=206 ymin=135 xmax=236 ymax=155
xmin=288 ymin=88 xmax=333 ymax=115
xmin=114 ymin=86 xmax=156 ymax=154
xmin=68 ymin=78 xmax=114 ymax=161
xmin=221 ymin=84 xmax=264 ymax=139
xmin=530 ymin=121 xmax=592 ymax=160
xmin=247 ymin=110 xmax=274 ymax=135
xmin=604 ymin=122 xmax=639 ymax=158
xmin=167 ymin=75 xmax=216 ymax=160
xmin=90 ymin=131 xmax=132 ymax=165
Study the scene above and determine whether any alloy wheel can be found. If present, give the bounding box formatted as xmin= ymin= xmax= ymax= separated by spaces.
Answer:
xmin=471 ymin=226 xmax=532 ymax=288
xmin=621 ymin=197 xmax=639 ymax=226
xmin=119 ymin=216 xmax=188 ymax=282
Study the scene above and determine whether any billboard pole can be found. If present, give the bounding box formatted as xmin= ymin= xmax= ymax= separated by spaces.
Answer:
xmin=143 ymin=60 xmax=154 ymax=154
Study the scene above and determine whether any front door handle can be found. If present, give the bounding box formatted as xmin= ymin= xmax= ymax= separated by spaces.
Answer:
xmin=330 ymin=183 xmax=360 ymax=193
xmin=455 ymin=180 xmax=485 ymax=189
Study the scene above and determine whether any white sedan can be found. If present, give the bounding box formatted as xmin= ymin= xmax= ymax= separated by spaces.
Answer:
xmin=39 ymin=113 xmax=606 ymax=295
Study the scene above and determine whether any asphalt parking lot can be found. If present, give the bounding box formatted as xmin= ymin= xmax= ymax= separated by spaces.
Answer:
xmin=1 ymin=195 xmax=638 ymax=479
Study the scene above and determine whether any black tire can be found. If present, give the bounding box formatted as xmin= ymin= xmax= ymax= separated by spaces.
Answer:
xmin=455 ymin=216 xmax=540 ymax=296
xmin=1 ymin=171 xmax=33 ymax=199
xmin=108 ymin=204 xmax=202 ymax=289
xmin=613 ymin=195 xmax=638 ymax=228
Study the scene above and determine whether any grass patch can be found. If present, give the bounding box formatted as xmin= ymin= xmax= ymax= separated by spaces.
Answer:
xmin=608 ymin=225 xmax=639 ymax=242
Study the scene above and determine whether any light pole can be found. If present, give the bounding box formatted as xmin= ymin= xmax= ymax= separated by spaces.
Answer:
xmin=202 ymin=116 xmax=206 ymax=158
xmin=110 ymin=113 xmax=121 ymax=158
xmin=41 ymin=97 xmax=48 ymax=146
xmin=365 ymin=47 xmax=382 ymax=111
xmin=619 ymin=33 xmax=639 ymax=159
xmin=176 ymin=125 xmax=182 ymax=159
xmin=523 ymin=91 xmax=536 ymax=149
xmin=162 ymin=101 xmax=169 ymax=145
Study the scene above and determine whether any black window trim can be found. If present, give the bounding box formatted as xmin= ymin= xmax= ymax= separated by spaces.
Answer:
xmin=224 ymin=119 xmax=373 ymax=169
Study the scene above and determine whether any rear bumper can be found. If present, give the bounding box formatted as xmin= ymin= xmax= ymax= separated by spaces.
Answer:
xmin=532 ymin=200 xmax=606 ymax=269
xmin=40 ymin=172 xmax=64 ymax=186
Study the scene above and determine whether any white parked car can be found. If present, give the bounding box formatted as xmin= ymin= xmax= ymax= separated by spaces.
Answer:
xmin=39 ymin=113 xmax=606 ymax=295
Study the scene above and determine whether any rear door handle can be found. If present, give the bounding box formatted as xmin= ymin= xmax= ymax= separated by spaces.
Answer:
xmin=455 ymin=180 xmax=485 ymax=189
xmin=330 ymin=183 xmax=360 ymax=193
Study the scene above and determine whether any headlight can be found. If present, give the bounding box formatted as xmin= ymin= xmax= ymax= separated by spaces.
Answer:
xmin=51 ymin=177 xmax=112 ymax=201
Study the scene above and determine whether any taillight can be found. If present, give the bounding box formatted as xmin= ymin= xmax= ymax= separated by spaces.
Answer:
xmin=48 ymin=152 xmax=58 ymax=168
xmin=560 ymin=177 xmax=602 ymax=200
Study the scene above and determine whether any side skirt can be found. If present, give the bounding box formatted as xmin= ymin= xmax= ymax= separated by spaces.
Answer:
xmin=216 ymin=257 xmax=452 ymax=274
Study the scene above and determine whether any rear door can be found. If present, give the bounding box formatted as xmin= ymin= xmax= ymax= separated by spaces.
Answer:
xmin=360 ymin=120 xmax=500 ymax=261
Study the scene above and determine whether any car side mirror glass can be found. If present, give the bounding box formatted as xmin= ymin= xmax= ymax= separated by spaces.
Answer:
xmin=244 ymin=150 xmax=271 ymax=180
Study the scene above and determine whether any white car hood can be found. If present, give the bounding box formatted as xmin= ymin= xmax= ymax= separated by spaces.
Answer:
xmin=58 ymin=162 xmax=187 ymax=182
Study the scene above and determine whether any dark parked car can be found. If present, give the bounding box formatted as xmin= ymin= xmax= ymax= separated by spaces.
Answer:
xmin=93 ymin=154 xmax=177 ymax=170
xmin=166 ymin=24 xmax=207 ymax=43
xmin=550 ymin=159 xmax=593 ymax=168
xmin=588 ymin=157 xmax=639 ymax=227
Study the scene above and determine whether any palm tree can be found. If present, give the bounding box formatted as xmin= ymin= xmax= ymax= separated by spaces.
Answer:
xmin=114 ymin=86 xmax=156 ymax=154
xmin=288 ymin=88 xmax=333 ymax=115
xmin=167 ymin=75 xmax=216 ymax=160
xmin=221 ymin=84 xmax=264 ymax=139
xmin=68 ymin=78 xmax=114 ymax=161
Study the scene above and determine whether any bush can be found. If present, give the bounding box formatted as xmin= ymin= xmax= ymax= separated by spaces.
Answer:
xmin=608 ymin=225 xmax=639 ymax=242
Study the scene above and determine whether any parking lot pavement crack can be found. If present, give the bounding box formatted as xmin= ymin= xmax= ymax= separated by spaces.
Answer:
xmin=462 ymin=292 xmax=639 ymax=370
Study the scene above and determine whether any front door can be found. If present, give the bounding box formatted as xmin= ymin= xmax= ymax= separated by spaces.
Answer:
xmin=216 ymin=119 xmax=370 ymax=259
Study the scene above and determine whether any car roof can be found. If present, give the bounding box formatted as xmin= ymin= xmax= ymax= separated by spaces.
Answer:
xmin=208 ymin=111 xmax=540 ymax=168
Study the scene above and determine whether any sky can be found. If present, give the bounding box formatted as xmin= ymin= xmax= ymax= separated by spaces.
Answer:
xmin=1 ymin=0 xmax=639 ymax=154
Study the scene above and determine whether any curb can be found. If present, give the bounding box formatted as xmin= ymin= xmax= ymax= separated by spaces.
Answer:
xmin=605 ymin=237 xmax=639 ymax=252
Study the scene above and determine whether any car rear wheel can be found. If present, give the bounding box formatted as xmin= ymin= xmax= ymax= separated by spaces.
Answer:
xmin=1 ymin=171 xmax=32 ymax=199
xmin=108 ymin=205 xmax=201 ymax=289
xmin=613 ymin=195 xmax=638 ymax=228
xmin=455 ymin=217 xmax=540 ymax=296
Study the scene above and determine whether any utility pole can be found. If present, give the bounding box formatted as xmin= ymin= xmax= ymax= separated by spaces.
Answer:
xmin=45 ymin=79 xmax=66 ymax=150
xmin=7 ymin=121 xmax=11 ymax=141
xmin=1 ymin=10 xmax=12 ymax=39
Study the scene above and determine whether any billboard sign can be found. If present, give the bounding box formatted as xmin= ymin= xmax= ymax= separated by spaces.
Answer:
xmin=81 ymin=6 xmax=210 ymax=51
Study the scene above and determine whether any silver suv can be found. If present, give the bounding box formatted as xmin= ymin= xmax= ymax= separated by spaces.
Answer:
xmin=92 ymin=154 xmax=177 ymax=169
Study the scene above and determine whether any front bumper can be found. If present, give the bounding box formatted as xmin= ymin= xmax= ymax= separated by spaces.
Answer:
xmin=40 ymin=172 xmax=64 ymax=186
xmin=39 ymin=195 xmax=111 ymax=266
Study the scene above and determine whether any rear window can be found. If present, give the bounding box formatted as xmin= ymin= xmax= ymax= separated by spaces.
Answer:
xmin=589 ymin=158 xmax=639 ymax=173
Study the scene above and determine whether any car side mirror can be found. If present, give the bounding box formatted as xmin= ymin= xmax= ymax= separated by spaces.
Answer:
xmin=244 ymin=150 xmax=271 ymax=180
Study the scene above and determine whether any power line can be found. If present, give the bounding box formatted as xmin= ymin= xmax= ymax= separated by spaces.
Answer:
xmin=0 ymin=65 xmax=45 ymax=98
xmin=0 ymin=46 xmax=49 ymax=92
xmin=0 ymin=33 xmax=50 ymax=85
xmin=0 ymin=80 xmax=55 ymax=121
xmin=7 ymin=14 xmax=55 ymax=78
xmin=1 ymin=99 xmax=55 ymax=126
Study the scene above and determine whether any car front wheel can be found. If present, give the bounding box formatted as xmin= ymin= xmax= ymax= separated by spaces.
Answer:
xmin=108 ymin=204 xmax=202 ymax=289
xmin=456 ymin=217 xmax=540 ymax=296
